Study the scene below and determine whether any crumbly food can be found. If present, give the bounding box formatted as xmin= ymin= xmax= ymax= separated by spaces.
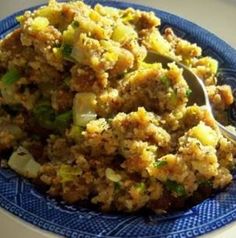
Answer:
xmin=0 ymin=0 xmax=235 ymax=213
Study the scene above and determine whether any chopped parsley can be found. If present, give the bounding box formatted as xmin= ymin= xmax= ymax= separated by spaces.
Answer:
xmin=160 ymin=75 xmax=170 ymax=88
xmin=165 ymin=180 xmax=186 ymax=197
xmin=64 ymin=77 xmax=71 ymax=87
xmin=114 ymin=182 xmax=121 ymax=191
xmin=33 ymin=103 xmax=55 ymax=129
xmin=153 ymin=160 xmax=168 ymax=168
xmin=33 ymin=103 xmax=72 ymax=131
xmin=61 ymin=44 xmax=73 ymax=58
xmin=1 ymin=68 xmax=21 ymax=85
xmin=186 ymin=88 xmax=192 ymax=97
xmin=16 ymin=15 xmax=24 ymax=23
xmin=135 ymin=182 xmax=146 ymax=192
xmin=54 ymin=110 xmax=73 ymax=129
xmin=71 ymin=20 xmax=80 ymax=28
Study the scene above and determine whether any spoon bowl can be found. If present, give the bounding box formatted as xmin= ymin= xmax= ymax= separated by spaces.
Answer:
xmin=145 ymin=51 xmax=236 ymax=142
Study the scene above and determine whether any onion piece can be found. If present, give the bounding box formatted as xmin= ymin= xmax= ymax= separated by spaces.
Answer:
xmin=8 ymin=147 xmax=41 ymax=178
xmin=105 ymin=168 xmax=121 ymax=182
xmin=73 ymin=93 xmax=97 ymax=127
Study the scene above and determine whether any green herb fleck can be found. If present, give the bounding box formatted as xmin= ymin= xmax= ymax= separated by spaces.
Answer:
xmin=160 ymin=75 xmax=170 ymax=88
xmin=33 ymin=104 xmax=72 ymax=131
xmin=58 ymin=164 xmax=82 ymax=183
xmin=107 ymin=118 xmax=113 ymax=124
xmin=61 ymin=44 xmax=73 ymax=58
xmin=68 ymin=125 xmax=83 ymax=143
xmin=71 ymin=20 xmax=80 ymax=28
xmin=165 ymin=180 xmax=186 ymax=197
xmin=1 ymin=68 xmax=20 ymax=85
xmin=135 ymin=182 xmax=146 ymax=192
xmin=33 ymin=103 xmax=55 ymax=129
xmin=153 ymin=160 xmax=167 ymax=168
xmin=170 ymin=88 xmax=178 ymax=105
xmin=114 ymin=182 xmax=121 ymax=191
xmin=16 ymin=15 xmax=24 ymax=23
xmin=186 ymin=88 xmax=192 ymax=97
xmin=55 ymin=110 xmax=73 ymax=129
xmin=64 ymin=77 xmax=71 ymax=87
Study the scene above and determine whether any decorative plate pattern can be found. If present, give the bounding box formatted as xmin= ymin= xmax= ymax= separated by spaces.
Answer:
xmin=1 ymin=1 xmax=236 ymax=238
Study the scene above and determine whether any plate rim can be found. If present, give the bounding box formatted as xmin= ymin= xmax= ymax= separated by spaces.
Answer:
xmin=0 ymin=1 xmax=236 ymax=238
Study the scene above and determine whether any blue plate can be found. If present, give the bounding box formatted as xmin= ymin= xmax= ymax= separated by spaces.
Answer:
xmin=1 ymin=1 xmax=236 ymax=237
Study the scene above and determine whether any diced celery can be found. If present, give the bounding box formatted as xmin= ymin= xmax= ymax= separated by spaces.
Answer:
xmin=54 ymin=110 xmax=72 ymax=129
xmin=160 ymin=75 xmax=170 ymax=88
xmin=31 ymin=17 xmax=49 ymax=31
xmin=67 ymin=125 xmax=83 ymax=143
xmin=36 ymin=6 xmax=60 ymax=24
xmin=1 ymin=68 xmax=20 ymax=85
xmin=8 ymin=147 xmax=41 ymax=178
xmin=63 ymin=25 xmax=75 ymax=44
xmin=135 ymin=182 xmax=146 ymax=192
xmin=153 ymin=160 xmax=168 ymax=168
xmin=209 ymin=58 xmax=218 ymax=74
xmin=189 ymin=122 xmax=218 ymax=147
xmin=165 ymin=180 xmax=186 ymax=197
xmin=61 ymin=44 xmax=73 ymax=58
xmin=170 ymin=89 xmax=177 ymax=105
xmin=58 ymin=164 xmax=82 ymax=183
xmin=16 ymin=15 xmax=24 ymax=24
xmin=105 ymin=168 xmax=121 ymax=182
xmin=148 ymin=30 xmax=171 ymax=55
xmin=112 ymin=23 xmax=137 ymax=43
xmin=33 ymin=103 xmax=72 ymax=130
xmin=73 ymin=93 xmax=97 ymax=127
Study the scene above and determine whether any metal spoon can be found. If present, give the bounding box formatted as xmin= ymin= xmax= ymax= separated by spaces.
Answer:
xmin=145 ymin=51 xmax=236 ymax=142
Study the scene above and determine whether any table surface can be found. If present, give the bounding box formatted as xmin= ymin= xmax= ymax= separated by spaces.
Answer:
xmin=0 ymin=0 xmax=236 ymax=238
